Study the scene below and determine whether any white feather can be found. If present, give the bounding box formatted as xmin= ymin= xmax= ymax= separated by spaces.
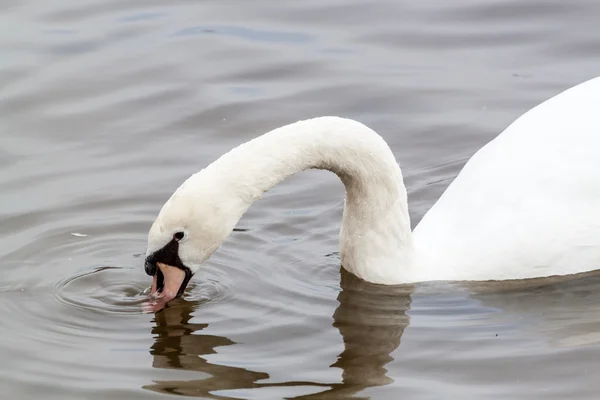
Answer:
xmin=148 ymin=76 xmax=600 ymax=284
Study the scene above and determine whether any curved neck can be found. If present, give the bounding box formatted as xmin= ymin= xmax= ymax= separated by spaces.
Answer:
xmin=186 ymin=117 xmax=414 ymax=282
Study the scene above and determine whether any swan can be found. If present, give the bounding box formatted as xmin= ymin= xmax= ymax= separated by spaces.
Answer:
xmin=144 ymin=77 xmax=600 ymax=305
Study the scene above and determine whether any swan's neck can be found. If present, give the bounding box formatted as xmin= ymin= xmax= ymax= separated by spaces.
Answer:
xmin=181 ymin=117 xmax=414 ymax=283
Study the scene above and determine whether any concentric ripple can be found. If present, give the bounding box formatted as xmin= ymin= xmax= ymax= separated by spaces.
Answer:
xmin=54 ymin=265 xmax=151 ymax=314
xmin=5 ymin=0 xmax=600 ymax=398
xmin=54 ymin=264 xmax=230 ymax=314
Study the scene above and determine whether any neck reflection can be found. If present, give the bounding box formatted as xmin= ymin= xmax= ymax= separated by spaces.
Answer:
xmin=143 ymin=269 xmax=414 ymax=399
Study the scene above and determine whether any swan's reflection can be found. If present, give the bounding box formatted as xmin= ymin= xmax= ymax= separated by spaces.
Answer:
xmin=328 ymin=271 xmax=413 ymax=396
xmin=145 ymin=301 xmax=269 ymax=397
xmin=467 ymin=272 xmax=600 ymax=348
xmin=143 ymin=268 xmax=600 ymax=398
xmin=143 ymin=268 xmax=414 ymax=399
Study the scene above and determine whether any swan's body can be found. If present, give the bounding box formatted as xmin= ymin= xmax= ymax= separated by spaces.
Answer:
xmin=145 ymin=77 xmax=600 ymax=303
xmin=414 ymin=77 xmax=600 ymax=282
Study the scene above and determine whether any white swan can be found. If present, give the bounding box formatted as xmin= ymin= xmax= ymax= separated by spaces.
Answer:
xmin=144 ymin=77 xmax=600 ymax=305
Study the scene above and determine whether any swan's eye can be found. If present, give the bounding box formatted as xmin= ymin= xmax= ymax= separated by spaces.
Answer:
xmin=173 ymin=231 xmax=185 ymax=241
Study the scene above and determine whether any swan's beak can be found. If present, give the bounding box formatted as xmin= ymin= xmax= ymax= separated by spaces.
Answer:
xmin=146 ymin=262 xmax=192 ymax=311
xmin=151 ymin=262 xmax=185 ymax=299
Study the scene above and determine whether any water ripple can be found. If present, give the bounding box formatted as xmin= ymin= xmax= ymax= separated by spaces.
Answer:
xmin=4 ymin=0 xmax=600 ymax=398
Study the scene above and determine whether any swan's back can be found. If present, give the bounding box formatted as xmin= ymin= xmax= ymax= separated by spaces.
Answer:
xmin=413 ymin=77 xmax=600 ymax=282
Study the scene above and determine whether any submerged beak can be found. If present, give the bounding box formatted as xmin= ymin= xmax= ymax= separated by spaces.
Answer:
xmin=147 ymin=262 xmax=192 ymax=310
xmin=143 ymin=237 xmax=192 ymax=312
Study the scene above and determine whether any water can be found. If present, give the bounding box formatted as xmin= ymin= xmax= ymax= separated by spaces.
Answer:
xmin=2 ymin=0 xmax=600 ymax=398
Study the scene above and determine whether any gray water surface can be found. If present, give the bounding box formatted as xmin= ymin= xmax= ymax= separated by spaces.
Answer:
xmin=2 ymin=1 xmax=600 ymax=399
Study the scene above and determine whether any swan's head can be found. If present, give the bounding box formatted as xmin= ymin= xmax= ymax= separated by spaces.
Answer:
xmin=144 ymin=173 xmax=245 ymax=307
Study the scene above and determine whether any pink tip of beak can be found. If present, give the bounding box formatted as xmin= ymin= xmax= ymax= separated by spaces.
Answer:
xmin=143 ymin=262 xmax=187 ymax=313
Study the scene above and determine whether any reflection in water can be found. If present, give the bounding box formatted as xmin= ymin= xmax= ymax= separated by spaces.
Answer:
xmin=143 ymin=269 xmax=414 ymax=399
xmin=145 ymin=301 xmax=269 ymax=397
xmin=327 ymin=271 xmax=413 ymax=399
xmin=470 ymin=273 xmax=600 ymax=348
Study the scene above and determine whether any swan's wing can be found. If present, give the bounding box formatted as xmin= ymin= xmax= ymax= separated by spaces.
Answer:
xmin=413 ymin=76 xmax=600 ymax=281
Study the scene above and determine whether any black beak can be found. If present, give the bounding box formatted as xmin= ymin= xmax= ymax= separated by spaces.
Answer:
xmin=144 ymin=239 xmax=193 ymax=301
